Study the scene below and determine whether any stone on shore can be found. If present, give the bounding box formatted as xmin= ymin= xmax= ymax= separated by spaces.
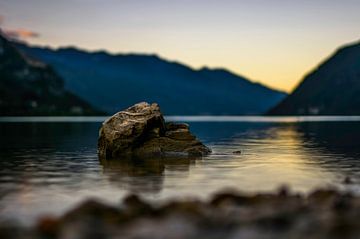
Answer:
xmin=3 ymin=188 xmax=360 ymax=239
xmin=98 ymin=102 xmax=211 ymax=159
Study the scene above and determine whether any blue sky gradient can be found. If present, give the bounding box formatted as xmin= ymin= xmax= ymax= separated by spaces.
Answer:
xmin=1 ymin=0 xmax=359 ymax=91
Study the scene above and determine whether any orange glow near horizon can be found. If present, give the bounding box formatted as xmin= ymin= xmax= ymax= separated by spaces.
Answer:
xmin=28 ymin=35 xmax=357 ymax=93
xmin=1 ymin=0 xmax=359 ymax=92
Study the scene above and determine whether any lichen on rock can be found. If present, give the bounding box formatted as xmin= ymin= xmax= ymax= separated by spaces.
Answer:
xmin=98 ymin=102 xmax=211 ymax=159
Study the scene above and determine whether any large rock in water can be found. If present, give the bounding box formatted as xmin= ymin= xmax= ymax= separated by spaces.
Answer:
xmin=98 ymin=102 xmax=211 ymax=159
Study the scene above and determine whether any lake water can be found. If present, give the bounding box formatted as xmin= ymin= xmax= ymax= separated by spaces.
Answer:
xmin=1 ymin=116 xmax=360 ymax=225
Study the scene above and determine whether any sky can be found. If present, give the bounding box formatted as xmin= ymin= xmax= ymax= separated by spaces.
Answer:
xmin=0 ymin=0 xmax=359 ymax=92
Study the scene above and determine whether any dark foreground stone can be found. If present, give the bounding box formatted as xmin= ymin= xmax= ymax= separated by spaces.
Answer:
xmin=2 ymin=188 xmax=360 ymax=239
xmin=98 ymin=102 xmax=211 ymax=159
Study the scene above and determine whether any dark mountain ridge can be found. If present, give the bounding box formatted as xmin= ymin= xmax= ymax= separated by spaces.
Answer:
xmin=16 ymin=42 xmax=286 ymax=115
xmin=268 ymin=40 xmax=360 ymax=115
xmin=0 ymin=32 xmax=102 ymax=116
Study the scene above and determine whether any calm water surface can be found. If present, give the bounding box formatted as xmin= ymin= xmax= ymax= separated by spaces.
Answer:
xmin=1 ymin=116 xmax=360 ymax=225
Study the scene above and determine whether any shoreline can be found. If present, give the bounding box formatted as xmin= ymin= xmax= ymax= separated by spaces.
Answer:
xmin=1 ymin=187 xmax=360 ymax=239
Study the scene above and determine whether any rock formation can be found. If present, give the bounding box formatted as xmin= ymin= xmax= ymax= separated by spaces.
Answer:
xmin=98 ymin=102 xmax=211 ymax=159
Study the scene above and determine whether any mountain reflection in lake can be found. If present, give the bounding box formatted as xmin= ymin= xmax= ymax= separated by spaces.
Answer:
xmin=0 ymin=117 xmax=360 ymax=224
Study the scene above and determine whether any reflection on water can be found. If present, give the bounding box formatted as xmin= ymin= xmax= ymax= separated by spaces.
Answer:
xmin=0 ymin=118 xmax=360 ymax=224
xmin=100 ymin=157 xmax=198 ymax=194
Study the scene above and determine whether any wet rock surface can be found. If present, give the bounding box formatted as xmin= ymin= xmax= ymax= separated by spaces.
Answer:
xmin=98 ymin=102 xmax=211 ymax=159
xmin=2 ymin=188 xmax=360 ymax=239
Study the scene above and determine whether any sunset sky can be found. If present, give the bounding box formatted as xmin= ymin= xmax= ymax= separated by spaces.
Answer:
xmin=1 ymin=0 xmax=359 ymax=92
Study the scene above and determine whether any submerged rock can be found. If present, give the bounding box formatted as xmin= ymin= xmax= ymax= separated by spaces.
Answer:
xmin=98 ymin=102 xmax=211 ymax=159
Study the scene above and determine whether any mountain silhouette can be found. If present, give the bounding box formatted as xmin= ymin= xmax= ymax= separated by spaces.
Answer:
xmin=0 ymin=32 xmax=102 ymax=116
xmin=16 ymin=43 xmax=286 ymax=115
xmin=269 ymin=40 xmax=360 ymax=115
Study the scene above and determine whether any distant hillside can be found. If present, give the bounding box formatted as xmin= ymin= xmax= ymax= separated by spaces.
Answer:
xmin=269 ymin=41 xmax=360 ymax=115
xmin=0 ymin=32 xmax=102 ymax=116
xmin=16 ymin=43 xmax=286 ymax=115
